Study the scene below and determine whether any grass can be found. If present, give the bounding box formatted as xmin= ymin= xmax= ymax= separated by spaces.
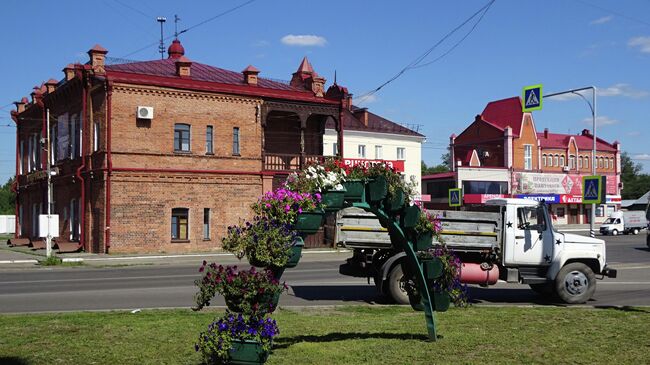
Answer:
xmin=0 ymin=306 xmax=648 ymax=365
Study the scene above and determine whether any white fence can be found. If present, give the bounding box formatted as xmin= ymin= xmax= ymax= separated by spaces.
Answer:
xmin=0 ymin=215 xmax=16 ymax=234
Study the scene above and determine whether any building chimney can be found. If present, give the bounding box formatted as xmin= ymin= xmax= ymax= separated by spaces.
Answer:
xmin=45 ymin=79 xmax=58 ymax=94
xmin=88 ymin=44 xmax=108 ymax=74
xmin=581 ymin=129 xmax=591 ymax=136
xmin=544 ymin=128 xmax=548 ymax=138
xmin=353 ymin=108 xmax=369 ymax=127
xmin=175 ymin=56 xmax=192 ymax=78
xmin=242 ymin=65 xmax=260 ymax=86
xmin=63 ymin=64 xmax=76 ymax=81
xmin=30 ymin=86 xmax=43 ymax=104
xmin=290 ymin=57 xmax=314 ymax=89
xmin=307 ymin=72 xmax=326 ymax=97
xmin=15 ymin=97 xmax=28 ymax=113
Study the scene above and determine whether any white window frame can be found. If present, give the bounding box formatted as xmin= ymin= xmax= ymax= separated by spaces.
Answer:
xmin=358 ymin=144 xmax=366 ymax=158
xmin=541 ymin=154 xmax=546 ymax=167
xmin=332 ymin=142 xmax=338 ymax=156
xmin=523 ymin=144 xmax=532 ymax=170
xmin=203 ymin=208 xmax=210 ymax=240
xmin=397 ymin=147 xmax=406 ymax=160
xmin=375 ymin=145 xmax=383 ymax=159
xmin=554 ymin=154 xmax=559 ymax=167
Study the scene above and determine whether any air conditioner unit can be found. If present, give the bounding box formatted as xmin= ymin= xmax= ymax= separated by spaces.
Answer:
xmin=562 ymin=166 xmax=570 ymax=172
xmin=136 ymin=106 xmax=154 ymax=120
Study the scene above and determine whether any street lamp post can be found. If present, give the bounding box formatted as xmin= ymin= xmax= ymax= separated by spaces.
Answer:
xmin=544 ymin=86 xmax=597 ymax=238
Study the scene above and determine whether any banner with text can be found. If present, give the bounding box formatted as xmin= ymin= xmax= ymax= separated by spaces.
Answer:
xmin=513 ymin=172 xmax=617 ymax=195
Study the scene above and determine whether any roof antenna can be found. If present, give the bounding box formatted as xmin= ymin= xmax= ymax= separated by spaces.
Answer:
xmin=174 ymin=14 xmax=181 ymax=39
xmin=157 ymin=16 xmax=167 ymax=59
xmin=334 ymin=70 xmax=337 ymax=85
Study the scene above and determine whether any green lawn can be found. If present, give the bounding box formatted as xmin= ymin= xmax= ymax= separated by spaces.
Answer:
xmin=0 ymin=306 xmax=648 ymax=364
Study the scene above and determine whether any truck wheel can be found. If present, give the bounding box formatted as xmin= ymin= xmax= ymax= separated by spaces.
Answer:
xmin=529 ymin=283 xmax=554 ymax=297
xmin=387 ymin=264 xmax=410 ymax=305
xmin=632 ymin=228 xmax=639 ymax=235
xmin=611 ymin=229 xmax=618 ymax=236
xmin=554 ymin=263 xmax=596 ymax=304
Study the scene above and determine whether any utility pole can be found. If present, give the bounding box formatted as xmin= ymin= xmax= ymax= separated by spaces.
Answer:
xmin=157 ymin=16 xmax=167 ymax=59
xmin=46 ymin=108 xmax=52 ymax=258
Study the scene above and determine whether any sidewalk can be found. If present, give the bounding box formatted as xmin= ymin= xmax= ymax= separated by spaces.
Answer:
xmin=0 ymin=241 xmax=350 ymax=267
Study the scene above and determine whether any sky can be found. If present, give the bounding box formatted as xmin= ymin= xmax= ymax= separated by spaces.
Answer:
xmin=2 ymin=0 xmax=650 ymax=185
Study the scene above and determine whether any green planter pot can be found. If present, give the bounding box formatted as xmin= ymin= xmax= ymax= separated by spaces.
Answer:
xmin=415 ymin=232 xmax=433 ymax=251
xmin=433 ymin=291 xmax=451 ymax=312
xmin=284 ymin=237 xmax=304 ymax=268
xmin=295 ymin=209 xmax=324 ymax=234
xmin=422 ymin=257 xmax=443 ymax=280
xmin=366 ymin=176 xmax=388 ymax=202
xmin=321 ymin=189 xmax=346 ymax=211
xmin=401 ymin=205 xmax=421 ymax=229
xmin=228 ymin=339 xmax=270 ymax=365
xmin=342 ymin=180 xmax=365 ymax=201
xmin=384 ymin=188 xmax=405 ymax=212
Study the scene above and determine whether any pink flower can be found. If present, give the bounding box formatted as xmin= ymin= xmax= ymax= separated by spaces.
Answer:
xmin=265 ymin=203 xmax=271 ymax=209
xmin=285 ymin=205 xmax=291 ymax=212
xmin=298 ymin=207 xmax=303 ymax=213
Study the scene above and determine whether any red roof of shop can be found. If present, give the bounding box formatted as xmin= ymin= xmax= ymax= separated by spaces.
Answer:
xmin=537 ymin=131 xmax=617 ymax=152
xmin=480 ymin=97 xmax=524 ymax=136
xmin=422 ymin=172 xmax=455 ymax=180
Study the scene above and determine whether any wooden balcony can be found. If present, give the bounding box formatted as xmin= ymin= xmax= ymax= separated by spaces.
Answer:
xmin=263 ymin=153 xmax=324 ymax=172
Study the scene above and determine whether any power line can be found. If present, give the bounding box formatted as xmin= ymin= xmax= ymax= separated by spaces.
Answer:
xmin=112 ymin=0 xmax=152 ymax=19
xmin=121 ymin=0 xmax=258 ymax=58
xmin=574 ymin=0 xmax=650 ymax=27
xmin=355 ymin=0 xmax=496 ymax=105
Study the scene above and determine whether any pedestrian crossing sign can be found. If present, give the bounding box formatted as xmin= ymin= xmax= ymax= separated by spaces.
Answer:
xmin=522 ymin=84 xmax=543 ymax=112
xmin=449 ymin=188 xmax=462 ymax=207
xmin=582 ymin=175 xmax=605 ymax=204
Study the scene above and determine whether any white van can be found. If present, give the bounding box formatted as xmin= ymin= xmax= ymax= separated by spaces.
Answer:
xmin=599 ymin=211 xmax=647 ymax=236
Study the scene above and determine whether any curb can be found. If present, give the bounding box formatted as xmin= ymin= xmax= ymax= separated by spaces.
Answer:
xmin=0 ymin=259 xmax=39 ymax=264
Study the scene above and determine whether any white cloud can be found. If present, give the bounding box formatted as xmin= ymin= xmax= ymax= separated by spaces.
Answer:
xmin=628 ymin=36 xmax=650 ymax=53
xmin=281 ymin=34 xmax=327 ymax=47
xmin=590 ymin=15 xmax=613 ymax=25
xmin=353 ymin=94 xmax=378 ymax=105
xmin=252 ymin=40 xmax=270 ymax=48
xmin=627 ymin=131 xmax=641 ymax=137
xmin=581 ymin=115 xmax=619 ymax=127
xmin=632 ymin=153 xmax=650 ymax=161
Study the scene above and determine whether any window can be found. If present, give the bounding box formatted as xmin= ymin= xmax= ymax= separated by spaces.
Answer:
xmin=174 ymin=123 xmax=191 ymax=152
xmin=206 ymin=126 xmax=213 ymax=154
xmin=569 ymin=155 xmax=575 ymax=169
xmin=203 ymin=208 xmax=210 ymax=240
xmin=556 ymin=207 xmax=565 ymax=218
xmin=27 ymin=137 xmax=32 ymax=172
xmin=542 ymin=154 xmax=546 ymax=167
xmin=584 ymin=157 xmax=589 ymax=169
xmin=554 ymin=154 xmax=559 ymax=167
xmin=332 ymin=142 xmax=338 ymax=156
xmin=19 ymin=141 xmax=24 ymax=175
xmin=375 ymin=145 xmax=383 ymax=159
xmin=232 ymin=127 xmax=240 ymax=155
xmin=70 ymin=114 xmax=76 ymax=159
xmin=51 ymin=122 xmax=57 ymax=162
xmin=516 ymin=206 xmax=547 ymax=232
xmin=524 ymin=144 xmax=532 ymax=170
xmin=604 ymin=158 xmax=608 ymax=169
xmin=397 ymin=147 xmax=405 ymax=160
xmin=559 ymin=155 xmax=565 ymax=167
xmin=76 ymin=114 xmax=82 ymax=158
xmin=599 ymin=157 xmax=603 ymax=169
xmin=93 ymin=120 xmax=100 ymax=152
xmin=578 ymin=156 xmax=583 ymax=169
xmin=171 ymin=208 xmax=189 ymax=240
xmin=462 ymin=180 xmax=508 ymax=194
xmin=358 ymin=144 xmax=366 ymax=158
xmin=610 ymin=158 xmax=614 ymax=170
xmin=70 ymin=199 xmax=79 ymax=241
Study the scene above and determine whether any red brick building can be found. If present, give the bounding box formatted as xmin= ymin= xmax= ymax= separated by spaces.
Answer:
xmin=423 ymin=97 xmax=621 ymax=224
xmin=11 ymin=40 xmax=351 ymax=253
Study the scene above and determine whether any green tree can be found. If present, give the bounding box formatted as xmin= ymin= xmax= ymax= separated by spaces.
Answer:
xmin=0 ymin=177 xmax=16 ymax=215
xmin=620 ymin=152 xmax=650 ymax=200
xmin=421 ymin=160 xmax=449 ymax=175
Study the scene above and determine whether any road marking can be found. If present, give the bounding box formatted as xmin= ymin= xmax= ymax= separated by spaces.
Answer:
xmin=609 ymin=264 xmax=650 ymax=270
xmin=599 ymin=281 xmax=650 ymax=285
xmin=0 ymin=260 xmax=38 ymax=264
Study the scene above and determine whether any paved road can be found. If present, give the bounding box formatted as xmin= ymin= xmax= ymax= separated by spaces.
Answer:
xmin=0 ymin=232 xmax=648 ymax=313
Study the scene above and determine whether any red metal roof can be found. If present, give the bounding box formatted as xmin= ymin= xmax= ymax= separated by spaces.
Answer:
xmin=106 ymin=59 xmax=302 ymax=91
xmin=537 ymin=132 xmax=617 ymax=152
xmin=325 ymin=106 xmax=424 ymax=137
xmin=480 ymin=97 xmax=524 ymax=136
xmin=422 ymin=172 xmax=455 ymax=180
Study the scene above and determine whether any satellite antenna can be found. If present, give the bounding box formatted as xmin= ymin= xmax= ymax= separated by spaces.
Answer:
xmin=157 ymin=16 xmax=167 ymax=59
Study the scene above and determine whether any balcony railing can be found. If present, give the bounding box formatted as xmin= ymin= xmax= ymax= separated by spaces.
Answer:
xmin=263 ymin=153 xmax=324 ymax=172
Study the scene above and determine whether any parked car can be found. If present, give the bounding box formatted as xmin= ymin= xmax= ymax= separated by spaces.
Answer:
xmin=599 ymin=211 xmax=646 ymax=236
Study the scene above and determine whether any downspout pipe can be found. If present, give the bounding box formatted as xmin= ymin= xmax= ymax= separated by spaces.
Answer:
xmin=75 ymin=76 xmax=89 ymax=251
xmin=105 ymin=80 xmax=113 ymax=252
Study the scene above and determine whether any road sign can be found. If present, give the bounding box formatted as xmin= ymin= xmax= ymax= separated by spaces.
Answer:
xmin=522 ymin=84 xmax=543 ymax=112
xmin=582 ymin=176 xmax=605 ymax=204
xmin=449 ymin=188 xmax=462 ymax=207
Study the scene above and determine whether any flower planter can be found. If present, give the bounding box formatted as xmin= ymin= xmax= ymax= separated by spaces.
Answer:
xmin=433 ymin=291 xmax=450 ymax=312
xmin=414 ymin=232 xmax=433 ymax=251
xmin=422 ymin=257 xmax=443 ymax=280
xmin=384 ymin=188 xmax=405 ymax=212
xmin=401 ymin=205 xmax=421 ymax=229
xmin=228 ymin=339 xmax=270 ymax=365
xmin=342 ymin=180 xmax=365 ymax=201
xmin=284 ymin=237 xmax=304 ymax=268
xmin=295 ymin=210 xmax=324 ymax=234
xmin=321 ymin=189 xmax=346 ymax=211
xmin=224 ymin=291 xmax=280 ymax=315
xmin=366 ymin=176 xmax=388 ymax=202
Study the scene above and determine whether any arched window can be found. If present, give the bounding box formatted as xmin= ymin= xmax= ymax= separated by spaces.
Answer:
xmin=578 ymin=155 xmax=583 ymax=169
xmin=554 ymin=154 xmax=559 ymax=167
xmin=559 ymin=155 xmax=565 ymax=167
xmin=584 ymin=157 xmax=589 ymax=169
xmin=604 ymin=158 xmax=608 ymax=169
xmin=599 ymin=157 xmax=604 ymax=169
xmin=542 ymin=154 xmax=547 ymax=167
